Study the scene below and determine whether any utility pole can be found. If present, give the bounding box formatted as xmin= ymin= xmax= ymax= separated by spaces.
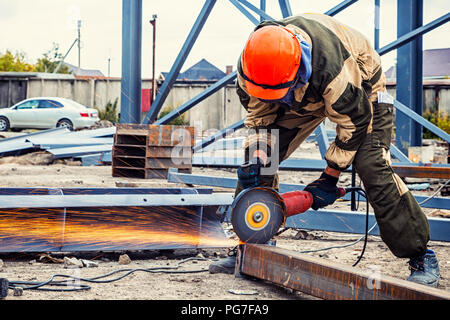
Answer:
xmin=108 ymin=57 xmax=111 ymax=77
xmin=150 ymin=14 xmax=157 ymax=105
xmin=77 ymin=20 xmax=82 ymax=74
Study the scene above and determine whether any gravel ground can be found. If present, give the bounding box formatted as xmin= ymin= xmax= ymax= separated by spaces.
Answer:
xmin=0 ymin=144 xmax=448 ymax=300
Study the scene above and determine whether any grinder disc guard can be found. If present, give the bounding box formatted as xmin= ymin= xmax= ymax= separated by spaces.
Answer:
xmin=231 ymin=187 xmax=286 ymax=244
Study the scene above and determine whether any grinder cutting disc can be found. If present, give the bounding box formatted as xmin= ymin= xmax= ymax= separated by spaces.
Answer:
xmin=231 ymin=187 xmax=286 ymax=244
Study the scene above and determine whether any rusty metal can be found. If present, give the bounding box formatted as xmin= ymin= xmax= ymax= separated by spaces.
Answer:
xmin=393 ymin=165 xmax=450 ymax=179
xmin=237 ymin=244 xmax=450 ymax=300
xmin=112 ymin=124 xmax=194 ymax=179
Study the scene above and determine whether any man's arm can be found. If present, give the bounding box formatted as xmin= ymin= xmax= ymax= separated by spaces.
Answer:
xmin=304 ymin=57 xmax=373 ymax=210
xmin=235 ymin=74 xmax=281 ymax=190
xmin=322 ymin=57 xmax=373 ymax=172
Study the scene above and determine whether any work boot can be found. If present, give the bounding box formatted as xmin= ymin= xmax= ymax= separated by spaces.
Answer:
xmin=209 ymin=255 xmax=236 ymax=275
xmin=406 ymin=249 xmax=440 ymax=287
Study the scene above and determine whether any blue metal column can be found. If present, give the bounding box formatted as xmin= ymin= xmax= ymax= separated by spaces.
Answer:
xmin=143 ymin=0 xmax=217 ymax=124
xmin=374 ymin=0 xmax=380 ymax=50
xmin=396 ymin=0 xmax=423 ymax=154
xmin=260 ymin=0 xmax=266 ymax=22
xmin=120 ymin=0 xmax=142 ymax=124
xmin=314 ymin=124 xmax=329 ymax=159
xmin=278 ymin=0 xmax=292 ymax=18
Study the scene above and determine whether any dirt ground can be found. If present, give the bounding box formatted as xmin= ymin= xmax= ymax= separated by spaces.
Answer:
xmin=0 ymin=148 xmax=449 ymax=300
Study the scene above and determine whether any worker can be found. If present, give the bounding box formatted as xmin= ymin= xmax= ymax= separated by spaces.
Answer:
xmin=209 ymin=13 xmax=440 ymax=288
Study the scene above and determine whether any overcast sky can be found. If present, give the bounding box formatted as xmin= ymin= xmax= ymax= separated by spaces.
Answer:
xmin=1 ymin=0 xmax=449 ymax=78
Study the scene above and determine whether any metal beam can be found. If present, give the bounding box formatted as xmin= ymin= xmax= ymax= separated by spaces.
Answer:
xmin=167 ymin=170 xmax=450 ymax=210
xmin=377 ymin=12 xmax=450 ymax=56
xmin=314 ymin=124 xmax=330 ymax=159
xmin=325 ymin=0 xmax=359 ymax=16
xmin=120 ymin=0 xmax=142 ymax=124
xmin=229 ymin=0 xmax=260 ymax=26
xmin=394 ymin=99 xmax=450 ymax=142
xmin=236 ymin=0 xmax=274 ymax=21
xmin=396 ymin=0 xmax=423 ymax=155
xmin=0 ymin=193 xmax=234 ymax=209
xmin=155 ymin=72 xmax=237 ymax=125
xmin=374 ymin=0 xmax=380 ymax=50
xmin=283 ymin=209 xmax=450 ymax=242
xmin=192 ymin=155 xmax=450 ymax=171
xmin=393 ymin=165 xmax=450 ymax=179
xmin=193 ymin=119 xmax=245 ymax=153
xmin=390 ymin=144 xmax=412 ymax=163
xmin=143 ymin=0 xmax=217 ymax=124
xmin=259 ymin=0 xmax=266 ymax=22
xmin=237 ymin=244 xmax=450 ymax=300
xmin=278 ymin=0 xmax=292 ymax=18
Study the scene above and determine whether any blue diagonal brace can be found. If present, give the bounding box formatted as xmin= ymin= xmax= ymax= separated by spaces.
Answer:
xmin=229 ymin=0 xmax=260 ymax=26
xmin=325 ymin=0 xmax=359 ymax=16
xmin=236 ymin=0 xmax=274 ymax=21
xmin=390 ymin=144 xmax=412 ymax=163
xmin=260 ymin=0 xmax=266 ymax=22
xmin=314 ymin=123 xmax=330 ymax=159
xmin=143 ymin=0 xmax=217 ymax=124
xmin=278 ymin=0 xmax=292 ymax=18
xmin=394 ymin=99 xmax=450 ymax=143
xmin=193 ymin=119 xmax=245 ymax=153
xmin=155 ymin=72 xmax=237 ymax=125
xmin=377 ymin=12 xmax=450 ymax=56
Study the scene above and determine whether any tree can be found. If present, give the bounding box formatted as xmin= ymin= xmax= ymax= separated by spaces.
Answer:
xmin=96 ymin=98 xmax=120 ymax=124
xmin=34 ymin=43 xmax=71 ymax=74
xmin=0 ymin=50 xmax=35 ymax=72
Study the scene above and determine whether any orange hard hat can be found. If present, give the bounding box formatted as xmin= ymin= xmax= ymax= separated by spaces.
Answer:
xmin=241 ymin=25 xmax=302 ymax=100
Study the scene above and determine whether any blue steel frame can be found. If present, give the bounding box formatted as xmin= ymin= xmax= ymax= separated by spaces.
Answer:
xmin=120 ymin=0 xmax=142 ymax=124
xmin=118 ymin=1 xmax=450 ymax=241
xmin=396 ymin=0 xmax=423 ymax=155
xmin=167 ymin=168 xmax=450 ymax=210
xmin=121 ymin=0 xmax=450 ymax=163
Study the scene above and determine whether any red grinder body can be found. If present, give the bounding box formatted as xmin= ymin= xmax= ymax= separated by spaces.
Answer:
xmin=281 ymin=187 xmax=346 ymax=217
xmin=281 ymin=191 xmax=314 ymax=217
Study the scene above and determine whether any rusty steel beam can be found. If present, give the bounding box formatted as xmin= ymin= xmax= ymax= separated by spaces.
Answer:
xmin=393 ymin=165 xmax=450 ymax=179
xmin=237 ymin=244 xmax=450 ymax=300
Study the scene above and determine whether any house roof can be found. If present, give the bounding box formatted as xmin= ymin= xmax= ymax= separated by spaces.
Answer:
xmin=385 ymin=48 xmax=450 ymax=81
xmin=64 ymin=62 xmax=105 ymax=77
xmin=162 ymin=59 xmax=226 ymax=82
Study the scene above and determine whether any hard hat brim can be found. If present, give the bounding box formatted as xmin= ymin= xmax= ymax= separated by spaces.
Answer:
xmin=245 ymin=80 xmax=290 ymax=101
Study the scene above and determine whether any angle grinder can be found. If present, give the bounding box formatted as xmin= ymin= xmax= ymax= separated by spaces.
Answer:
xmin=230 ymin=187 xmax=349 ymax=244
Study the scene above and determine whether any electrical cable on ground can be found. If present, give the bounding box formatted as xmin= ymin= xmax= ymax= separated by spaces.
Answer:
xmin=6 ymin=257 xmax=214 ymax=294
xmin=297 ymin=188 xmax=370 ymax=267
xmin=418 ymin=179 xmax=450 ymax=205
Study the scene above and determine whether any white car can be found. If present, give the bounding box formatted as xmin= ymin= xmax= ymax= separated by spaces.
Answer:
xmin=0 ymin=97 xmax=100 ymax=132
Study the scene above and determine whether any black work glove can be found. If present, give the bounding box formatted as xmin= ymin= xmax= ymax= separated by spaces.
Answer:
xmin=303 ymin=172 xmax=341 ymax=210
xmin=237 ymin=157 xmax=264 ymax=189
